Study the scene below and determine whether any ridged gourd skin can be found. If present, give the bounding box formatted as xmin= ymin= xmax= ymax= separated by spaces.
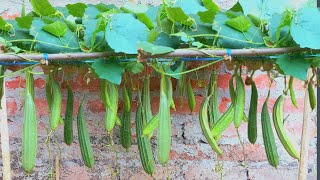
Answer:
xmin=234 ymin=75 xmax=245 ymax=129
xmin=248 ymin=81 xmax=258 ymax=144
xmin=289 ymin=76 xmax=298 ymax=108
xmin=77 ymin=100 xmax=95 ymax=168
xmin=199 ymin=97 xmax=223 ymax=155
xmin=261 ymin=97 xmax=279 ymax=168
xmin=45 ymin=73 xmax=53 ymax=110
xmin=120 ymin=87 xmax=132 ymax=151
xmin=210 ymin=105 xmax=234 ymax=137
xmin=273 ymin=95 xmax=300 ymax=160
xmin=308 ymin=81 xmax=316 ymax=110
xmin=105 ymin=82 xmax=119 ymax=134
xmin=22 ymin=91 xmax=37 ymax=174
xmin=142 ymin=76 xmax=153 ymax=123
xmin=135 ymin=101 xmax=155 ymax=175
xmin=187 ymin=79 xmax=196 ymax=112
xmin=143 ymin=113 xmax=159 ymax=139
xmin=207 ymin=69 xmax=220 ymax=127
xmin=157 ymin=74 xmax=171 ymax=165
xmin=64 ymin=84 xmax=74 ymax=145
xmin=50 ymin=81 xmax=62 ymax=130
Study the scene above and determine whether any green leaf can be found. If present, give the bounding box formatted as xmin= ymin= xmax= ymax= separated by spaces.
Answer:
xmin=290 ymin=7 xmax=320 ymax=49
xmin=239 ymin=0 xmax=291 ymax=20
xmin=164 ymin=60 xmax=184 ymax=79
xmin=42 ymin=21 xmax=68 ymax=37
xmin=66 ymin=3 xmax=87 ymax=17
xmin=30 ymin=19 xmax=80 ymax=53
xmin=165 ymin=7 xmax=193 ymax=26
xmin=29 ymin=0 xmax=56 ymax=16
xmin=105 ymin=13 xmax=149 ymax=54
xmin=202 ymin=0 xmax=220 ymax=12
xmin=0 ymin=17 xmax=11 ymax=32
xmin=198 ymin=10 xmax=216 ymax=23
xmin=268 ymin=12 xmax=293 ymax=46
xmin=137 ymin=41 xmax=174 ymax=55
xmin=229 ymin=2 xmax=243 ymax=12
xmin=225 ymin=16 xmax=251 ymax=32
xmin=92 ymin=59 xmax=125 ymax=85
xmin=15 ymin=16 xmax=33 ymax=29
xmin=125 ymin=62 xmax=144 ymax=74
xmin=153 ymin=32 xmax=180 ymax=48
xmin=212 ymin=13 xmax=264 ymax=48
xmin=83 ymin=18 xmax=109 ymax=51
xmin=173 ymin=0 xmax=206 ymax=14
xmin=136 ymin=14 xmax=154 ymax=29
xmin=276 ymin=54 xmax=310 ymax=80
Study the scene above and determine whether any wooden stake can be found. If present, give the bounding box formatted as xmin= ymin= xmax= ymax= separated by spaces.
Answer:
xmin=55 ymin=155 xmax=60 ymax=180
xmin=298 ymin=69 xmax=313 ymax=180
xmin=0 ymin=81 xmax=11 ymax=180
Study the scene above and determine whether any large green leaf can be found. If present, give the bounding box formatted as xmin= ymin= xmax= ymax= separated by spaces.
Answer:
xmin=290 ymin=7 xmax=320 ymax=49
xmin=268 ymin=12 xmax=294 ymax=46
xmin=42 ymin=21 xmax=68 ymax=37
xmin=29 ymin=0 xmax=56 ymax=16
xmin=276 ymin=54 xmax=310 ymax=80
xmin=212 ymin=13 xmax=264 ymax=48
xmin=198 ymin=0 xmax=219 ymax=24
xmin=91 ymin=59 xmax=125 ymax=85
xmin=0 ymin=17 xmax=11 ymax=32
xmin=165 ymin=7 xmax=193 ymax=26
xmin=137 ymin=41 xmax=174 ymax=55
xmin=125 ymin=62 xmax=144 ymax=74
xmin=173 ymin=0 xmax=206 ymax=14
xmin=83 ymin=18 xmax=109 ymax=51
xmin=15 ymin=16 xmax=33 ymax=29
xmin=153 ymin=32 xmax=180 ymax=48
xmin=29 ymin=19 xmax=80 ymax=53
xmin=66 ymin=3 xmax=87 ymax=17
xmin=239 ymin=0 xmax=291 ymax=20
xmin=105 ymin=13 xmax=149 ymax=54
xmin=225 ymin=16 xmax=251 ymax=32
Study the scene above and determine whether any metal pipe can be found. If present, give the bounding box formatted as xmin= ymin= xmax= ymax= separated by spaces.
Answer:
xmin=0 ymin=47 xmax=315 ymax=62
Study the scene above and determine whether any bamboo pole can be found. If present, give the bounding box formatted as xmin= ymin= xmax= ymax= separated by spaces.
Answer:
xmin=298 ymin=69 xmax=313 ymax=180
xmin=0 ymin=81 xmax=11 ymax=180
xmin=55 ymin=155 xmax=60 ymax=180
xmin=0 ymin=47 xmax=315 ymax=62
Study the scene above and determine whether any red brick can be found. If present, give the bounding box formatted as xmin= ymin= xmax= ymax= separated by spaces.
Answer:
xmin=283 ymin=97 xmax=304 ymax=113
xmin=6 ymin=99 xmax=18 ymax=115
xmin=6 ymin=76 xmax=25 ymax=89
xmin=220 ymin=144 xmax=267 ymax=162
xmin=253 ymin=74 xmax=276 ymax=89
xmin=219 ymin=97 xmax=231 ymax=112
xmin=34 ymin=78 xmax=46 ymax=89
xmin=217 ymin=74 xmax=232 ymax=90
xmin=34 ymin=98 xmax=49 ymax=116
xmin=257 ymin=97 xmax=304 ymax=113
xmin=292 ymin=78 xmax=306 ymax=90
xmin=1 ymin=12 xmax=20 ymax=19
xmin=170 ymin=145 xmax=205 ymax=160
xmin=87 ymin=99 xmax=105 ymax=113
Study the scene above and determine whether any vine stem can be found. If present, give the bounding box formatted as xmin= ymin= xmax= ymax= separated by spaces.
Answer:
xmin=7 ymin=39 xmax=80 ymax=50
xmin=189 ymin=34 xmax=265 ymax=45
xmin=152 ymin=59 xmax=223 ymax=76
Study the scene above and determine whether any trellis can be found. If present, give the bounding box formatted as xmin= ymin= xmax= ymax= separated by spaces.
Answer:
xmin=0 ymin=46 xmax=319 ymax=180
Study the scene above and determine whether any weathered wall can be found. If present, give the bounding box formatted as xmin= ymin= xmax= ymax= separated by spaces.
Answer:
xmin=0 ymin=0 xmax=317 ymax=180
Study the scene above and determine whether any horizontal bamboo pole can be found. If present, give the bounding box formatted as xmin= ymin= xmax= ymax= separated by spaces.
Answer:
xmin=0 ymin=47 xmax=315 ymax=62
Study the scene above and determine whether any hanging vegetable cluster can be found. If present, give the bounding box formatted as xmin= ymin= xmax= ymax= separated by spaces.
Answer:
xmin=0 ymin=0 xmax=319 ymax=177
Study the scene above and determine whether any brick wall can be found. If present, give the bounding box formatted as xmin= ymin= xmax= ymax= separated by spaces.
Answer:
xmin=0 ymin=1 xmax=317 ymax=180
